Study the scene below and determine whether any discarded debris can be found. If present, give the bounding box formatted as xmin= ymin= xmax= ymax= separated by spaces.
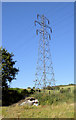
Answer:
xmin=20 ymin=97 xmax=39 ymax=106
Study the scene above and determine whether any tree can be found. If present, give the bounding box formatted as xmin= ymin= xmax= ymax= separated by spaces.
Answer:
xmin=1 ymin=48 xmax=19 ymax=88
xmin=27 ymin=87 xmax=31 ymax=89
xmin=46 ymin=85 xmax=51 ymax=90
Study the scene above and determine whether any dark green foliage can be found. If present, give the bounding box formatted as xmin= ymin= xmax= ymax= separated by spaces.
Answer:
xmin=46 ymin=86 xmax=60 ymax=90
xmin=8 ymin=88 xmax=23 ymax=93
xmin=30 ymin=89 xmax=35 ymax=94
xmin=33 ymin=87 xmax=35 ymax=89
xmin=60 ymin=88 xmax=71 ymax=93
xmin=69 ymin=83 xmax=74 ymax=86
xmin=1 ymin=48 xmax=19 ymax=88
xmin=2 ymin=88 xmax=33 ymax=106
xmin=39 ymin=89 xmax=41 ymax=92
xmin=21 ymin=89 xmax=29 ymax=98
xmin=1 ymin=48 xmax=20 ymax=106
xmin=2 ymin=88 xmax=34 ymax=106
xmin=2 ymin=87 xmax=36 ymax=106
xmin=31 ymin=87 xmax=74 ymax=106
xmin=51 ymin=86 xmax=55 ymax=90
xmin=52 ymin=86 xmax=60 ymax=90
xmin=27 ymin=87 xmax=31 ymax=89
xmin=67 ymin=88 xmax=71 ymax=92
xmin=36 ymin=89 xmax=39 ymax=91
xmin=55 ymin=86 xmax=60 ymax=90
xmin=43 ymin=87 xmax=46 ymax=90
xmin=32 ymin=93 xmax=60 ymax=105
xmin=46 ymin=86 xmax=52 ymax=90
xmin=35 ymin=89 xmax=41 ymax=92
xmin=60 ymin=88 xmax=65 ymax=93
xmin=2 ymin=86 xmax=74 ymax=106
xmin=49 ymin=91 xmax=50 ymax=94
xmin=2 ymin=89 xmax=23 ymax=106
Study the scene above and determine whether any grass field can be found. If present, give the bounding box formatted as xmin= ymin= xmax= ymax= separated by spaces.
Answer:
xmin=2 ymin=102 xmax=74 ymax=118
xmin=2 ymin=85 xmax=75 ymax=118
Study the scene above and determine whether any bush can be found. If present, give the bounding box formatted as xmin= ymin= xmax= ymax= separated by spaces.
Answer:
xmin=60 ymin=88 xmax=71 ymax=94
xmin=31 ymin=87 xmax=73 ymax=106
xmin=52 ymin=86 xmax=60 ymax=90
xmin=46 ymin=86 xmax=52 ymax=90
xmin=69 ymin=83 xmax=74 ymax=86
xmin=2 ymin=89 xmax=23 ymax=106
xmin=33 ymin=87 xmax=35 ymax=89
xmin=27 ymin=87 xmax=31 ymax=89
xmin=60 ymin=88 xmax=65 ymax=93
xmin=32 ymin=92 xmax=60 ymax=105
xmin=67 ymin=88 xmax=71 ymax=92
xmin=55 ymin=86 xmax=60 ymax=90
xmin=46 ymin=86 xmax=60 ymax=90
xmin=39 ymin=89 xmax=41 ymax=92
xmin=49 ymin=91 xmax=50 ymax=94
xmin=21 ymin=89 xmax=29 ymax=98
xmin=30 ymin=89 xmax=35 ymax=94
xmin=36 ymin=89 xmax=39 ymax=91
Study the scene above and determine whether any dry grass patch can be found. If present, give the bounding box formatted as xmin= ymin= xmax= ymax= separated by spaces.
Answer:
xmin=2 ymin=102 xmax=74 ymax=118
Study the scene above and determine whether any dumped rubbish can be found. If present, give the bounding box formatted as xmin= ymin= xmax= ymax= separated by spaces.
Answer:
xmin=33 ymin=99 xmax=39 ymax=106
xmin=20 ymin=97 xmax=39 ymax=106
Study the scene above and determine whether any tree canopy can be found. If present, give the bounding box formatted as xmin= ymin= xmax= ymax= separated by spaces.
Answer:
xmin=1 ymin=48 xmax=19 ymax=88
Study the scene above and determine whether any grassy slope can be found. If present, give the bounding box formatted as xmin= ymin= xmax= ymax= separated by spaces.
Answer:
xmin=2 ymin=103 xmax=74 ymax=118
xmin=2 ymin=85 xmax=74 ymax=118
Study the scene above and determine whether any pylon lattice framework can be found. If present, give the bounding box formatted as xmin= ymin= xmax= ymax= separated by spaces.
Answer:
xmin=34 ymin=14 xmax=55 ymax=89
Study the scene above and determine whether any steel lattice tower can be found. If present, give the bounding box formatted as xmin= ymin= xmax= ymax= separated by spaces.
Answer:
xmin=34 ymin=14 xmax=55 ymax=89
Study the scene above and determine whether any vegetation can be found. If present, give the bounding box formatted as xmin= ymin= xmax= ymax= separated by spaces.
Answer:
xmin=2 ymin=88 xmax=35 ymax=106
xmin=2 ymin=102 xmax=74 ymax=118
xmin=1 ymin=48 xmax=74 ymax=118
xmin=2 ymin=89 xmax=23 ymax=106
xmin=31 ymin=86 xmax=74 ymax=106
xmin=27 ymin=87 xmax=31 ymax=89
xmin=2 ymin=85 xmax=74 ymax=118
xmin=1 ymin=48 xmax=19 ymax=106
xmin=1 ymin=48 xmax=19 ymax=88
xmin=46 ymin=86 xmax=60 ymax=90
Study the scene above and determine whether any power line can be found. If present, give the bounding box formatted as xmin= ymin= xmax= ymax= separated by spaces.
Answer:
xmin=34 ymin=14 xmax=55 ymax=90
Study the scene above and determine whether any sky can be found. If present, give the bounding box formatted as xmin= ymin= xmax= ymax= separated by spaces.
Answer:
xmin=2 ymin=2 xmax=74 ymax=88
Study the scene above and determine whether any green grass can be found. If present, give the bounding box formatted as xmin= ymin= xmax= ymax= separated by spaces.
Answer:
xmin=2 ymin=85 xmax=74 ymax=118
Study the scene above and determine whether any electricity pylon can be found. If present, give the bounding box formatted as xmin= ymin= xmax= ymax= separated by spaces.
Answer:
xmin=34 ymin=14 xmax=55 ymax=90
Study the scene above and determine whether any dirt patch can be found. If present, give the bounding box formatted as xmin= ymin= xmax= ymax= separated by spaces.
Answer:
xmin=70 ymin=103 xmax=74 ymax=106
